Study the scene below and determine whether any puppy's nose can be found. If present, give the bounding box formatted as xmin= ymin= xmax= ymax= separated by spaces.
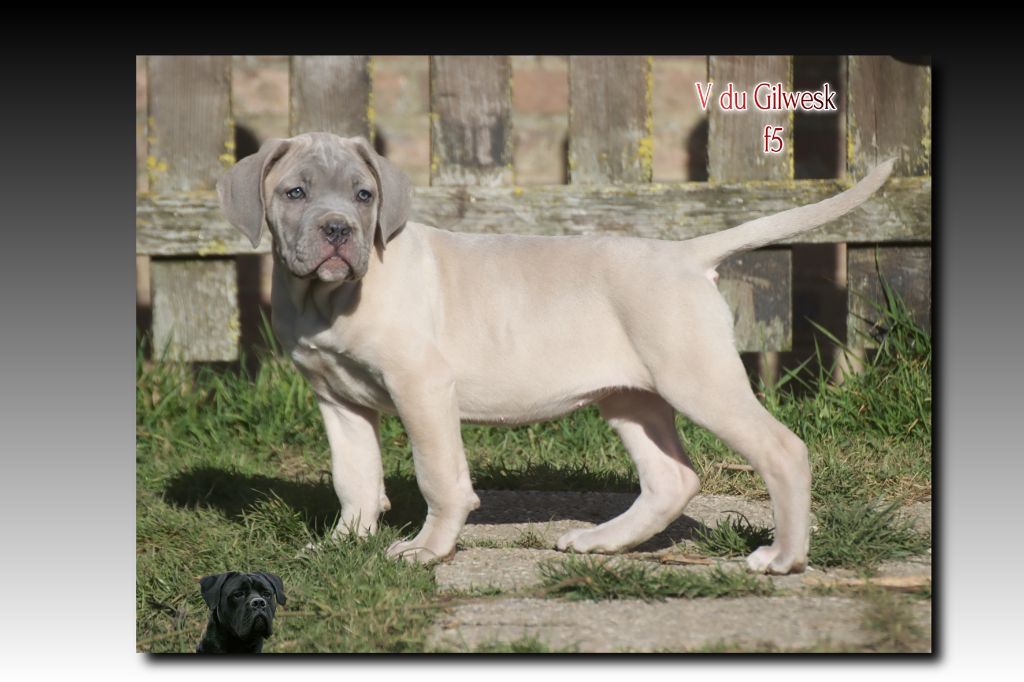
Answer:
xmin=320 ymin=221 xmax=352 ymax=245
xmin=250 ymin=597 xmax=267 ymax=610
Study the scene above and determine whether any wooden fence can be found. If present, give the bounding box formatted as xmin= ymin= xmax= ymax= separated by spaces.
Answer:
xmin=136 ymin=56 xmax=931 ymax=362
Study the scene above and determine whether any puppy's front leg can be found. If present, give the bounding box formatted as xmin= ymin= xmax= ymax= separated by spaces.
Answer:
xmin=318 ymin=399 xmax=389 ymax=539
xmin=384 ymin=362 xmax=479 ymax=564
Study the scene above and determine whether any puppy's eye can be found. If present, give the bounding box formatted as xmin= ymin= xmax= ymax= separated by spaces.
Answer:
xmin=356 ymin=189 xmax=373 ymax=202
xmin=286 ymin=187 xmax=306 ymax=200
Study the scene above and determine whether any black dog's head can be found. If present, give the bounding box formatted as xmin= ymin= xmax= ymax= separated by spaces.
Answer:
xmin=197 ymin=572 xmax=286 ymax=653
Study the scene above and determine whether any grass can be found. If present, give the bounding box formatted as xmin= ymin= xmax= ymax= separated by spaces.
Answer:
xmin=137 ymin=288 xmax=931 ymax=651
xmin=808 ymin=495 xmax=931 ymax=570
xmin=690 ymin=500 xmax=929 ymax=571
xmin=692 ymin=513 xmax=775 ymax=558
xmin=137 ymin=495 xmax=438 ymax=652
xmin=538 ymin=556 xmax=773 ymax=601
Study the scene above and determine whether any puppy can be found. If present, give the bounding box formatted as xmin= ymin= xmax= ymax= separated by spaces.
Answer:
xmin=217 ymin=132 xmax=894 ymax=574
xmin=196 ymin=572 xmax=286 ymax=654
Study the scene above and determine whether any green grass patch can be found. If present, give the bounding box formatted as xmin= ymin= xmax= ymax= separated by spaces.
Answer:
xmin=808 ymin=496 xmax=931 ymax=570
xmin=137 ymin=495 xmax=438 ymax=652
xmin=688 ymin=500 xmax=929 ymax=571
xmin=692 ymin=513 xmax=775 ymax=558
xmin=512 ymin=527 xmax=548 ymax=549
xmin=538 ymin=556 xmax=773 ymax=602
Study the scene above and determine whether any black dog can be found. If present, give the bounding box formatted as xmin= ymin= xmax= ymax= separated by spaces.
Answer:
xmin=196 ymin=572 xmax=286 ymax=654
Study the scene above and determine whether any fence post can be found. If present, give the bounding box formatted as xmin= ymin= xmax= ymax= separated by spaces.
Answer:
xmin=846 ymin=56 xmax=932 ymax=355
xmin=147 ymin=56 xmax=239 ymax=361
xmin=430 ymin=56 xmax=513 ymax=187
xmin=290 ymin=56 xmax=373 ymax=140
xmin=568 ymin=56 xmax=652 ymax=185
xmin=708 ymin=56 xmax=794 ymax=370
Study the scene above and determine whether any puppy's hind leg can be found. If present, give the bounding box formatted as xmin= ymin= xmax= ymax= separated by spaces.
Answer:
xmin=557 ymin=391 xmax=700 ymax=554
xmin=652 ymin=324 xmax=811 ymax=574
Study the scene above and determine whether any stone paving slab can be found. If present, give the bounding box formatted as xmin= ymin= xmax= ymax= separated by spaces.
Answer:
xmin=435 ymin=547 xmax=931 ymax=594
xmin=429 ymin=492 xmax=932 ymax=652
xmin=428 ymin=595 xmax=932 ymax=653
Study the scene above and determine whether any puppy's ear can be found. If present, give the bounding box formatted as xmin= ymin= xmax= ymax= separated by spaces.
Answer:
xmin=199 ymin=572 xmax=236 ymax=611
xmin=350 ymin=137 xmax=412 ymax=249
xmin=216 ymin=138 xmax=291 ymax=249
xmin=256 ymin=572 xmax=287 ymax=606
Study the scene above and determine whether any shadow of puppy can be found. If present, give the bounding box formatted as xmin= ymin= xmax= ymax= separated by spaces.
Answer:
xmin=196 ymin=572 xmax=286 ymax=654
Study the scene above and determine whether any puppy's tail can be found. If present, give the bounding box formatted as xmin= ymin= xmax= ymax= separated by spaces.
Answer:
xmin=687 ymin=158 xmax=895 ymax=270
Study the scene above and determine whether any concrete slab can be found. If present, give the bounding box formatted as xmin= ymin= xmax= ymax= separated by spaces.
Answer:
xmin=428 ymin=595 xmax=931 ymax=652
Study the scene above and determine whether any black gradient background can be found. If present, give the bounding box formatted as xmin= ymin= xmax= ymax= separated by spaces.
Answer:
xmin=0 ymin=18 xmax=1018 ymax=680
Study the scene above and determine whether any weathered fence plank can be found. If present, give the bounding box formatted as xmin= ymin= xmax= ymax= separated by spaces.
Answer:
xmin=847 ymin=57 xmax=931 ymax=178
xmin=847 ymin=245 xmax=931 ymax=344
xmin=568 ymin=56 xmax=652 ymax=185
xmin=709 ymin=56 xmax=793 ymax=353
xmin=137 ymin=177 xmax=931 ymax=256
xmin=430 ymin=56 xmax=512 ymax=187
xmin=147 ymin=56 xmax=238 ymax=361
xmin=150 ymin=260 xmax=239 ymax=360
xmin=290 ymin=56 xmax=372 ymax=139
xmin=846 ymin=56 xmax=932 ymax=349
xmin=708 ymin=56 xmax=794 ymax=183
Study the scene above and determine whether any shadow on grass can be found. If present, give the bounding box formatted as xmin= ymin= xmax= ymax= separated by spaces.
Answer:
xmin=162 ymin=467 xmax=428 ymax=535
xmin=162 ymin=464 xmax=704 ymax=551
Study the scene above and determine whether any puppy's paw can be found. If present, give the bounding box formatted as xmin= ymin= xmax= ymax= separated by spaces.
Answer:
xmin=745 ymin=544 xmax=807 ymax=575
xmin=556 ymin=527 xmax=618 ymax=554
xmin=386 ymin=538 xmax=456 ymax=565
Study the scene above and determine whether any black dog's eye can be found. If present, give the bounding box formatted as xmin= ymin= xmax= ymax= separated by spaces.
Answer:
xmin=232 ymin=591 xmax=245 ymax=600
xmin=286 ymin=187 xmax=306 ymax=200
xmin=356 ymin=189 xmax=373 ymax=202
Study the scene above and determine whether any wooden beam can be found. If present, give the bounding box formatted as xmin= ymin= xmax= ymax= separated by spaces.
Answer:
xmin=137 ymin=177 xmax=932 ymax=256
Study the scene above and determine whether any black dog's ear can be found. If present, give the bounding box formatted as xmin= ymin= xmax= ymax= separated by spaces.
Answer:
xmin=256 ymin=572 xmax=287 ymax=606
xmin=199 ymin=572 xmax=237 ymax=610
xmin=216 ymin=138 xmax=291 ymax=249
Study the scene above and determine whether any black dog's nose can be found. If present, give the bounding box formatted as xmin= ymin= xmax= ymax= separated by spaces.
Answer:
xmin=250 ymin=596 xmax=267 ymax=610
xmin=321 ymin=221 xmax=352 ymax=245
